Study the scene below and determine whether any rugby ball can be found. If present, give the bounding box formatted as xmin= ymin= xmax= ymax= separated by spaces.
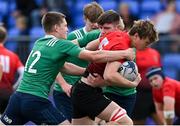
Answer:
xmin=118 ymin=61 xmax=138 ymax=81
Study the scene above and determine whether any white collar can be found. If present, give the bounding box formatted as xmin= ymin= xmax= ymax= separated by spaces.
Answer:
xmin=44 ymin=34 xmax=56 ymax=38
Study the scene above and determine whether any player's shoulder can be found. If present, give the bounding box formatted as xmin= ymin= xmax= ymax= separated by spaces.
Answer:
xmin=146 ymin=48 xmax=160 ymax=54
xmin=68 ymin=28 xmax=84 ymax=40
xmin=2 ymin=47 xmax=18 ymax=57
xmin=164 ymin=77 xmax=179 ymax=86
xmin=106 ymin=30 xmax=129 ymax=39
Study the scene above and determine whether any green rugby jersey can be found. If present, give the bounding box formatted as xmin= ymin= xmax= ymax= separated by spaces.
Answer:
xmin=78 ymin=29 xmax=101 ymax=47
xmin=54 ymin=27 xmax=89 ymax=92
xmin=17 ymin=35 xmax=83 ymax=99
xmin=67 ymin=27 xmax=87 ymax=40
xmin=104 ymin=86 xmax=136 ymax=96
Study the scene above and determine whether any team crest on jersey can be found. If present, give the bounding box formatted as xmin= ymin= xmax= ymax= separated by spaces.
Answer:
xmin=98 ymin=37 xmax=109 ymax=50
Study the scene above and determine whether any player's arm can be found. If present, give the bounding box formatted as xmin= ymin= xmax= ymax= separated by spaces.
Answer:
xmin=78 ymin=48 xmax=135 ymax=63
xmin=60 ymin=62 xmax=86 ymax=76
xmin=86 ymin=73 xmax=108 ymax=87
xmin=0 ymin=62 xmax=3 ymax=81
xmin=13 ymin=66 xmax=24 ymax=90
xmin=55 ymin=73 xmax=72 ymax=97
xmin=71 ymin=39 xmax=79 ymax=46
xmin=103 ymin=61 xmax=141 ymax=87
xmin=163 ymin=96 xmax=175 ymax=125
xmin=71 ymin=38 xmax=99 ymax=49
xmin=154 ymin=101 xmax=166 ymax=125
xmin=85 ymin=39 xmax=99 ymax=51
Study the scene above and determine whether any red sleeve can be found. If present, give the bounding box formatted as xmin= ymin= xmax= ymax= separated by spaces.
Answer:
xmin=163 ymin=82 xmax=176 ymax=98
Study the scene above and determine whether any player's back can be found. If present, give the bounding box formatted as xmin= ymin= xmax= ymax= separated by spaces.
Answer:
xmin=0 ymin=46 xmax=23 ymax=91
xmin=17 ymin=35 xmax=72 ymax=99
xmin=136 ymin=48 xmax=161 ymax=89
xmin=87 ymin=30 xmax=131 ymax=77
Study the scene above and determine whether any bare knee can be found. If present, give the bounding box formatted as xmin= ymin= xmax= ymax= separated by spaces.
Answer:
xmin=116 ymin=114 xmax=133 ymax=125
xmin=124 ymin=116 xmax=133 ymax=125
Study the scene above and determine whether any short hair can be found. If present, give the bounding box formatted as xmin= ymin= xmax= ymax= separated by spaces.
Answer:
xmin=97 ymin=10 xmax=120 ymax=26
xmin=0 ymin=26 xmax=7 ymax=43
xmin=83 ymin=2 xmax=104 ymax=23
xmin=129 ymin=20 xmax=159 ymax=43
xmin=41 ymin=12 xmax=66 ymax=33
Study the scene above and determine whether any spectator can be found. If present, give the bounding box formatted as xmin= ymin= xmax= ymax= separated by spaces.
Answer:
xmin=152 ymin=0 xmax=180 ymax=35
xmin=0 ymin=26 xmax=24 ymax=115
xmin=44 ymin=0 xmax=72 ymax=27
xmin=13 ymin=0 xmax=40 ymax=28
xmin=169 ymin=39 xmax=180 ymax=53
xmin=146 ymin=67 xmax=180 ymax=125
xmin=132 ymin=47 xmax=162 ymax=125
xmin=15 ymin=16 xmax=30 ymax=64
xmin=118 ymin=3 xmax=138 ymax=31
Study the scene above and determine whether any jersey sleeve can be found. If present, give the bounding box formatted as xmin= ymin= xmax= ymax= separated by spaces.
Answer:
xmin=67 ymin=32 xmax=77 ymax=40
xmin=78 ymin=30 xmax=100 ymax=47
xmin=163 ymin=82 xmax=176 ymax=98
xmin=58 ymin=40 xmax=83 ymax=57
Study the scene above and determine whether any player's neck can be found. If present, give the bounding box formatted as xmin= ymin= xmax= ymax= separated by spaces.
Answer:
xmin=129 ymin=35 xmax=135 ymax=48
xmin=85 ymin=26 xmax=90 ymax=32
xmin=46 ymin=32 xmax=60 ymax=39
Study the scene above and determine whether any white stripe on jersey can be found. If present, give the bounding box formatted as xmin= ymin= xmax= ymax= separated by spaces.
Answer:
xmin=46 ymin=38 xmax=58 ymax=47
xmin=74 ymin=31 xmax=80 ymax=38
xmin=0 ymin=55 xmax=10 ymax=73
xmin=77 ymin=30 xmax=83 ymax=38
xmin=50 ymin=39 xmax=58 ymax=46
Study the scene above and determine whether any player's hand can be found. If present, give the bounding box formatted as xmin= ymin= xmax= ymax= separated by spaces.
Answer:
xmin=87 ymin=73 xmax=105 ymax=87
xmin=132 ymin=73 xmax=141 ymax=87
xmin=61 ymin=83 xmax=72 ymax=97
xmin=125 ymin=48 xmax=136 ymax=61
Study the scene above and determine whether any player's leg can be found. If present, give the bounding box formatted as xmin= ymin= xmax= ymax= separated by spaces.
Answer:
xmin=0 ymin=89 xmax=12 ymax=115
xmin=53 ymin=90 xmax=72 ymax=122
xmin=19 ymin=92 xmax=70 ymax=125
xmin=71 ymin=80 xmax=106 ymax=125
xmin=96 ymin=92 xmax=136 ymax=125
xmin=0 ymin=92 xmax=28 ymax=125
xmin=72 ymin=116 xmax=95 ymax=125
xmin=132 ymin=90 xmax=157 ymax=124
xmin=71 ymin=80 xmax=132 ymax=125
xmin=104 ymin=92 xmax=136 ymax=117
xmin=97 ymin=101 xmax=133 ymax=125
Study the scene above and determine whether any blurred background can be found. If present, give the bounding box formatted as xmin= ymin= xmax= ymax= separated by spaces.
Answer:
xmin=1 ymin=0 xmax=180 ymax=80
